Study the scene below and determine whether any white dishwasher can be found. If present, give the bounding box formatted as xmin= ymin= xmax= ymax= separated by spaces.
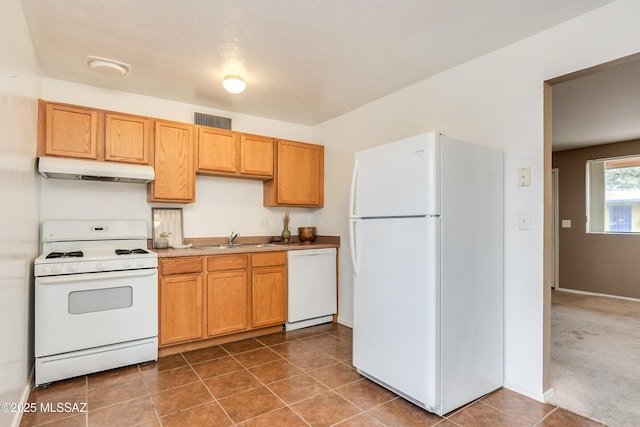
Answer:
xmin=286 ymin=248 xmax=337 ymax=331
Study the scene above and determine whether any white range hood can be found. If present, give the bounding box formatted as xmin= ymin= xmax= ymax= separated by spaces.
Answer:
xmin=38 ymin=157 xmax=155 ymax=184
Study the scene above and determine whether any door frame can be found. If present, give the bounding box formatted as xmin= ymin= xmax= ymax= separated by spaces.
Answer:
xmin=552 ymin=168 xmax=559 ymax=289
xmin=543 ymin=51 xmax=640 ymax=397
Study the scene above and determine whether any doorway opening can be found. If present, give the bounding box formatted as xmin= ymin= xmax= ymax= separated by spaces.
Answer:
xmin=544 ymin=51 xmax=640 ymax=426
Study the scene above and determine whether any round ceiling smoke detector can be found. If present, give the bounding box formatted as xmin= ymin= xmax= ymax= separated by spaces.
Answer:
xmin=86 ymin=56 xmax=131 ymax=77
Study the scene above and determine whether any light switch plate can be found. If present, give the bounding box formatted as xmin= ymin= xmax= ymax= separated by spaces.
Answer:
xmin=561 ymin=219 xmax=571 ymax=228
xmin=518 ymin=211 xmax=531 ymax=230
xmin=518 ymin=167 xmax=531 ymax=187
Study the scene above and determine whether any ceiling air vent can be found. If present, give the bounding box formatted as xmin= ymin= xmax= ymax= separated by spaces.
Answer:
xmin=194 ymin=112 xmax=232 ymax=130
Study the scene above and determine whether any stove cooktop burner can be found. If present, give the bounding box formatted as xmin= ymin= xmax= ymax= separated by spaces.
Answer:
xmin=115 ymin=248 xmax=149 ymax=255
xmin=45 ymin=251 xmax=84 ymax=259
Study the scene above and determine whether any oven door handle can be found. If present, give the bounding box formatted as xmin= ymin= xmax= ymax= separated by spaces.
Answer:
xmin=36 ymin=269 xmax=157 ymax=284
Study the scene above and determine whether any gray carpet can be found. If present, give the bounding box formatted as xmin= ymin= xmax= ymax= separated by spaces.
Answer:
xmin=550 ymin=290 xmax=640 ymax=427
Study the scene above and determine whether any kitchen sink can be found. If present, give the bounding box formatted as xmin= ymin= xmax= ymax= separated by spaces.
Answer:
xmin=196 ymin=243 xmax=274 ymax=250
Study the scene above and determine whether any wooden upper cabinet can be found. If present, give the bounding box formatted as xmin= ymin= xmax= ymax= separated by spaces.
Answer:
xmin=197 ymin=127 xmax=273 ymax=179
xmin=39 ymin=101 xmax=151 ymax=165
xmin=148 ymin=120 xmax=195 ymax=203
xmin=240 ymin=133 xmax=273 ymax=178
xmin=264 ymin=139 xmax=324 ymax=207
xmin=38 ymin=101 xmax=325 ymax=208
xmin=42 ymin=102 xmax=99 ymax=159
xmin=197 ymin=127 xmax=238 ymax=174
xmin=104 ymin=112 xmax=152 ymax=165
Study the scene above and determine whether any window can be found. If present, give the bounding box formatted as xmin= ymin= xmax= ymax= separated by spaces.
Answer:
xmin=609 ymin=204 xmax=632 ymax=232
xmin=586 ymin=156 xmax=640 ymax=233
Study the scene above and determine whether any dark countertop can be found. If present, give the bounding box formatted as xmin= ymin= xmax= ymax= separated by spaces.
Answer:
xmin=153 ymin=235 xmax=340 ymax=258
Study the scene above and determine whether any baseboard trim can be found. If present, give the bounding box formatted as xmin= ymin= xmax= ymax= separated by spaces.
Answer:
xmin=11 ymin=368 xmax=33 ymax=427
xmin=503 ymin=381 xmax=547 ymax=403
xmin=159 ymin=325 xmax=283 ymax=357
xmin=543 ymin=387 xmax=554 ymax=403
xmin=337 ymin=317 xmax=353 ymax=328
xmin=555 ymin=287 xmax=640 ymax=303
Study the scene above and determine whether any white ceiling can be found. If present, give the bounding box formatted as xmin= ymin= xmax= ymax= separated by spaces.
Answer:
xmin=21 ymin=0 xmax=620 ymax=142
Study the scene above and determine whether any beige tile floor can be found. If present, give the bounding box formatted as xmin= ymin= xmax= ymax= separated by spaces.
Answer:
xmin=20 ymin=323 xmax=603 ymax=426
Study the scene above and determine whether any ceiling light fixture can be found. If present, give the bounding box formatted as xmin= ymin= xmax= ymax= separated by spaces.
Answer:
xmin=222 ymin=74 xmax=246 ymax=94
xmin=86 ymin=56 xmax=130 ymax=77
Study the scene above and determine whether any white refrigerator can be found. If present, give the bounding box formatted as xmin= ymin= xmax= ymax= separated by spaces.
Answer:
xmin=349 ymin=131 xmax=504 ymax=416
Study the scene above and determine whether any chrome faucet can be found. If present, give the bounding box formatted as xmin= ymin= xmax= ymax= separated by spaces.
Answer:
xmin=228 ymin=232 xmax=239 ymax=245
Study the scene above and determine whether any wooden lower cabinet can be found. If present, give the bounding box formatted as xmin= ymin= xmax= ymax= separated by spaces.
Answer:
xmin=252 ymin=266 xmax=287 ymax=327
xmin=159 ymin=257 xmax=204 ymax=346
xmin=206 ymin=255 xmax=249 ymax=337
xmin=159 ymin=252 xmax=287 ymax=348
xmin=159 ymin=274 xmax=203 ymax=346
xmin=251 ymin=252 xmax=287 ymax=328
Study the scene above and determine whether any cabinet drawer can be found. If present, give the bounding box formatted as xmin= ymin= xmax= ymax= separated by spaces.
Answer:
xmin=207 ymin=254 xmax=248 ymax=271
xmin=251 ymin=252 xmax=287 ymax=268
xmin=160 ymin=257 xmax=203 ymax=276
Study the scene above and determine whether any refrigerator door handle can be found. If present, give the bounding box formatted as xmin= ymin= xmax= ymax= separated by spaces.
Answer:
xmin=349 ymin=219 xmax=360 ymax=277
xmin=349 ymin=160 xmax=359 ymax=218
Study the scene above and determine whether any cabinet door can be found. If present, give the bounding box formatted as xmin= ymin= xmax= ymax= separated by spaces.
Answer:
xmin=159 ymin=274 xmax=203 ymax=345
xmin=197 ymin=127 xmax=238 ymax=173
xmin=105 ymin=113 xmax=152 ymax=164
xmin=207 ymin=270 xmax=249 ymax=336
xmin=149 ymin=120 xmax=195 ymax=202
xmin=240 ymin=133 xmax=273 ymax=178
xmin=252 ymin=266 xmax=287 ymax=328
xmin=44 ymin=103 xmax=99 ymax=159
xmin=264 ymin=140 xmax=324 ymax=207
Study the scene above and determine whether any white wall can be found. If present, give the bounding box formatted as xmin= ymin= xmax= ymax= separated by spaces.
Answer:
xmin=0 ymin=0 xmax=40 ymax=425
xmin=312 ymin=0 xmax=640 ymax=402
xmin=39 ymin=79 xmax=316 ymax=239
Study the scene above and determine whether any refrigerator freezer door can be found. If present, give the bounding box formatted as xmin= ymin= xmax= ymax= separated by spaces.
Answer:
xmin=351 ymin=132 xmax=439 ymax=218
xmin=352 ymin=216 xmax=439 ymax=410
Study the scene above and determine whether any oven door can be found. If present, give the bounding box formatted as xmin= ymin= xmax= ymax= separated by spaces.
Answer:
xmin=35 ymin=268 xmax=158 ymax=357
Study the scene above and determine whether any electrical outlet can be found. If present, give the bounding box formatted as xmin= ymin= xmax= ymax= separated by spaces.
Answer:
xmin=259 ymin=217 xmax=270 ymax=228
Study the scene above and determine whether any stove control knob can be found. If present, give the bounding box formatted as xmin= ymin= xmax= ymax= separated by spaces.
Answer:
xmin=51 ymin=264 xmax=63 ymax=274
xmin=123 ymin=260 xmax=132 ymax=268
xmin=96 ymin=262 xmax=106 ymax=271
xmin=67 ymin=263 xmax=78 ymax=273
xmin=136 ymin=259 xmax=144 ymax=267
